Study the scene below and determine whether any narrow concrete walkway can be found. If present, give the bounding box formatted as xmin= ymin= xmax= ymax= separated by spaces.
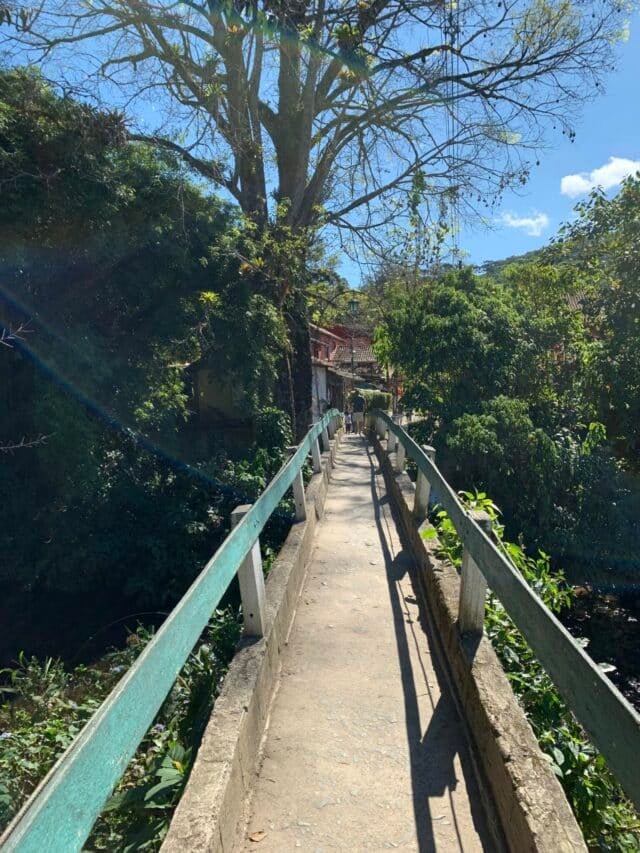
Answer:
xmin=239 ymin=437 xmax=493 ymax=852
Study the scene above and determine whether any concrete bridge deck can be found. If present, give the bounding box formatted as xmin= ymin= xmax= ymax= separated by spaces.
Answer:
xmin=237 ymin=436 xmax=494 ymax=852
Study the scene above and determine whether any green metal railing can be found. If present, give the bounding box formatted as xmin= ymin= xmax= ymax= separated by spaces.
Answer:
xmin=374 ymin=409 xmax=640 ymax=811
xmin=0 ymin=409 xmax=342 ymax=853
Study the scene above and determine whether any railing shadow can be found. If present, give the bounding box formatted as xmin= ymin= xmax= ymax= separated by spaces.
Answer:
xmin=365 ymin=443 xmax=490 ymax=852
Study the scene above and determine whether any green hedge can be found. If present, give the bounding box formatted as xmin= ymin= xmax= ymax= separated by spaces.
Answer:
xmin=351 ymin=388 xmax=391 ymax=412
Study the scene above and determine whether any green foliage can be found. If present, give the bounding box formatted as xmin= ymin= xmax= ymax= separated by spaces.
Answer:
xmin=376 ymin=257 xmax=640 ymax=585
xmin=196 ymin=287 xmax=287 ymax=410
xmin=0 ymin=66 xmax=291 ymax=432
xmin=1 ymin=425 xmax=229 ymax=603
xmin=0 ymin=611 xmax=241 ymax=849
xmin=376 ymin=265 xmax=586 ymax=427
xmin=549 ymin=175 xmax=640 ymax=466
xmin=351 ymin=388 xmax=391 ymax=412
xmin=0 ymin=69 xmax=292 ymax=602
xmin=426 ymin=494 xmax=640 ymax=850
xmin=446 ymin=396 xmax=560 ymax=539
xmin=217 ymin=407 xmax=294 ymax=501
xmin=254 ymin=406 xmax=293 ymax=451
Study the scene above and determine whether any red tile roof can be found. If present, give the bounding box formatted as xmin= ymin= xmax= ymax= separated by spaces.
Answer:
xmin=333 ymin=344 xmax=377 ymax=364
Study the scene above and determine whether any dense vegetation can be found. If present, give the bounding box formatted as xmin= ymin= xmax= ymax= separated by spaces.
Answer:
xmin=0 ymin=69 xmax=295 ymax=656
xmin=0 ymin=612 xmax=241 ymax=850
xmin=374 ymin=183 xmax=640 ymax=589
xmin=427 ymin=493 xmax=640 ymax=851
xmin=0 ymin=68 xmax=302 ymax=847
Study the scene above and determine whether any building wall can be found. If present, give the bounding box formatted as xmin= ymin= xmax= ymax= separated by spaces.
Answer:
xmin=311 ymin=363 xmax=328 ymax=422
xmin=194 ymin=369 xmax=246 ymax=419
xmin=310 ymin=325 xmax=345 ymax=362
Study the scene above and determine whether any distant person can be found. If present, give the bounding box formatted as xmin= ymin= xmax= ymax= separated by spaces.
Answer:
xmin=352 ymin=391 xmax=366 ymax=434
xmin=344 ymin=409 xmax=353 ymax=434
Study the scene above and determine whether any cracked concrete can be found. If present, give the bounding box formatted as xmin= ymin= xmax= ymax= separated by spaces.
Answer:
xmin=237 ymin=436 xmax=493 ymax=852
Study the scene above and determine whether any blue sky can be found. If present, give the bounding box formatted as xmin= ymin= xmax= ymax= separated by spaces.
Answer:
xmin=10 ymin=8 xmax=636 ymax=287
xmin=341 ymin=15 xmax=640 ymax=284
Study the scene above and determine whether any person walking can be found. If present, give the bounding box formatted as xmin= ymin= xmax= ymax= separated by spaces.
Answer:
xmin=352 ymin=391 xmax=366 ymax=434
xmin=344 ymin=409 xmax=353 ymax=434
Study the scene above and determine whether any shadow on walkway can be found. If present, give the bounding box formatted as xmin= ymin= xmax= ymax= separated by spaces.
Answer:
xmin=365 ymin=443 xmax=491 ymax=853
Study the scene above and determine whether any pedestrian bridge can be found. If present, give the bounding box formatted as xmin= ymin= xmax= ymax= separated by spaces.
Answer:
xmin=2 ymin=412 xmax=639 ymax=852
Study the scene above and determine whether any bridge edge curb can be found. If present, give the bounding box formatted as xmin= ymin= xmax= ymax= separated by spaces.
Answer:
xmin=373 ymin=434 xmax=587 ymax=853
xmin=160 ymin=429 xmax=343 ymax=853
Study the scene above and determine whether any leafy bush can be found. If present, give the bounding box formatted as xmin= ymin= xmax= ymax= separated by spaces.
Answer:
xmin=0 ymin=610 xmax=241 ymax=850
xmin=445 ymin=396 xmax=560 ymax=541
xmin=373 ymin=262 xmax=640 ymax=586
xmin=0 ymin=69 xmax=289 ymax=607
xmin=254 ymin=406 xmax=293 ymax=451
xmin=441 ymin=402 xmax=640 ymax=585
xmin=351 ymin=388 xmax=391 ymax=412
xmin=426 ymin=493 xmax=640 ymax=850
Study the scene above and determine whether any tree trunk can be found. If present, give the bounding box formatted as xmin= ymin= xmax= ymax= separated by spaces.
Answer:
xmin=276 ymin=290 xmax=312 ymax=441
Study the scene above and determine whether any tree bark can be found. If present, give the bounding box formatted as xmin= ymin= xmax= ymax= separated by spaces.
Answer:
xmin=275 ymin=290 xmax=312 ymax=441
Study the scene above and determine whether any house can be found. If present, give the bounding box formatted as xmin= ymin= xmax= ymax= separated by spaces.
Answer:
xmin=309 ymin=322 xmax=399 ymax=418
xmin=187 ymin=322 xmax=388 ymax=447
xmin=310 ymin=324 xmax=356 ymax=421
xmin=328 ymin=326 xmax=387 ymax=389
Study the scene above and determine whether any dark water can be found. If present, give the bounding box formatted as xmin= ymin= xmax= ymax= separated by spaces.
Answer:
xmin=0 ymin=586 xmax=168 ymax=668
xmin=0 ymin=579 xmax=242 ymax=670
xmin=563 ymin=588 xmax=640 ymax=711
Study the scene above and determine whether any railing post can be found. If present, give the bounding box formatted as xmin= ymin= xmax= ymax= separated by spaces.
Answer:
xmin=311 ymin=436 xmax=322 ymax=473
xmin=327 ymin=418 xmax=335 ymax=439
xmin=292 ymin=468 xmax=307 ymax=521
xmin=390 ymin=415 xmax=399 ymax=453
xmin=414 ymin=445 xmax=436 ymax=521
xmin=395 ymin=438 xmax=406 ymax=472
xmin=321 ymin=425 xmax=330 ymax=451
xmin=286 ymin=445 xmax=308 ymax=521
xmin=458 ymin=510 xmax=492 ymax=635
xmin=231 ymin=505 xmax=266 ymax=637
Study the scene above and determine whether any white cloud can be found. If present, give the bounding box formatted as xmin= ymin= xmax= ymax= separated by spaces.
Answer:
xmin=498 ymin=211 xmax=550 ymax=237
xmin=560 ymin=156 xmax=640 ymax=198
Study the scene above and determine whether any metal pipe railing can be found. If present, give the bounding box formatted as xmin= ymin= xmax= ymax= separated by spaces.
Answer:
xmin=1 ymin=410 xmax=343 ymax=853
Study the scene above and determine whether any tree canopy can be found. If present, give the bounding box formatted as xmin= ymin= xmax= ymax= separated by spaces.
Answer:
xmin=0 ymin=68 xmax=291 ymax=603
xmin=373 ymin=230 xmax=640 ymax=584
xmin=2 ymin=0 xmax=629 ymax=250
xmin=548 ymin=175 xmax=640 ymax=464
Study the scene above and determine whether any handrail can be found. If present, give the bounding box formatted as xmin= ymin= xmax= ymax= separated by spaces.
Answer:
xmin=373 ymin=409 xmax=640 ymax=810
xmin=1 ymin=409 xmax=342 ymax=853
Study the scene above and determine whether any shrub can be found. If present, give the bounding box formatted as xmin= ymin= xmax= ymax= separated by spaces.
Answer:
xmin=425 ymin=492 xmax=640 ymax=850
xmin=351 ymin=388 xmax=391 ymax=412
xmin=0 ymin=611 xmax=241 ymax=849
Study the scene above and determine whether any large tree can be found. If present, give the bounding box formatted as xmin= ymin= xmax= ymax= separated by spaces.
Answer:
xmin=3 ymin=0 xmax=627 ymax=233
xmin=1 ymin=0 xmax=629 ymax=428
